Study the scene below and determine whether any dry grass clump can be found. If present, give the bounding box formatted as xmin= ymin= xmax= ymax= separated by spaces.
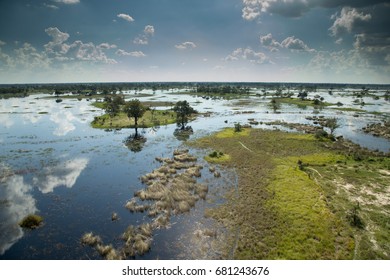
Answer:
xmin=125 ymin=198 xmax=150 ymax=212
xmin=81 ymin=232 xmax=102 ymax=246
xmin=96 ymin=244 xmax=120 ymax=260
xmin=195 ymin=184 xmax=209 ymax=200
xmin=80 ymin=149 xmax=221 ymax=259
xmin=132 ymin=150 xmax=206 ymax=220
xmin=121 ymin=223 xmax=153 ymax=257
xmin=81 ymin=232 xmax=121 ymax=260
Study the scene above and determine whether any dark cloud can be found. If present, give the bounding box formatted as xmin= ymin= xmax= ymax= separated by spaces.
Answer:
xmin=242 ymin=0 xmax=389 ymax=19
xmin=318 ymin=0 xmax=388 ymax=9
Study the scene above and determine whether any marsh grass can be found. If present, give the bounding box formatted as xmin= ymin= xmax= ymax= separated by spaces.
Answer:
xmin=191 ymin=128 xmax=389 ymax=259
xmin=102 ymin=149 xmax=211 ymax=258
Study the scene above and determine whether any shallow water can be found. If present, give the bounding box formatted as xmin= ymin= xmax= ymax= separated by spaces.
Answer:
xmin=0 ymin=89 xmax=389 ymax=259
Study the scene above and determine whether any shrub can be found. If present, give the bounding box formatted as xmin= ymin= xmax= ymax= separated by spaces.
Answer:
xmin=19 ymin=214 xmax=43 ymax=229
xmin=347 ymin=203 xmax=365 ymax=229
xmin=314 ymin=129 xmax=328 ymax=139
xmin=234 ymin=122 xmax=242 ymax=132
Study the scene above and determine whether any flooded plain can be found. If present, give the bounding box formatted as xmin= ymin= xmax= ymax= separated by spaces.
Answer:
xmin=0 ymin=87 xmax=389 ymax=259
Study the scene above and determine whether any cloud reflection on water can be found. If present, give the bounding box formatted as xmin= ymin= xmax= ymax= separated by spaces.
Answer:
xmin=0 ymin=166 xmax=37 ymax=255
xmin=33 ymin=158 xmax=89 ymax=193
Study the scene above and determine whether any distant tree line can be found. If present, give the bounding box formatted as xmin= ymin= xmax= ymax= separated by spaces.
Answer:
xmin=196 ymin=84 xmax=251 ymax=95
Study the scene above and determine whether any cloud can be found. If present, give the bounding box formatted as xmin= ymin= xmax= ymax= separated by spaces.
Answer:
xmin=144 ymin=25 xmax=155 ymax=36
xmin=353 ymin=33 xmax=390 ymax=66
xmin=260 ymin=33 xmax=281 ymax=51
xmin=33 ymin=158 xmax=89 ymax=194
xmin=44 ymin=27 xmax=71 ymax=55
xmin=117 ymin=13 xmax=135 ymax=23
xmin=225 ymin=47 xmax=268 ymax=64
xmin=281 ymin=36 xmax=315 ymax=52
xmin=241 ymin=0 xmax=388 ymax=20
xmin=133 ymin=37 xmax=148 ymax=45
xmin=14 ymin=43 xmax=51 ymax=69
xmin=329 ymin=7 xmax=371 ymax=36
xmin=0 ymin=165 xmax=37 ymax=255
xmin=307 ymin=49 xmax=374 ymax=78
xmin=175 ymin=42 xmax=197 ymax=50
xmin=44 ymin=3 xmax=59 ymax=10
xmin=260 ymin=33 xmax=314 ymax=52
xmin=133 ymin=25 xmax=155 ymax=45
xmin=242 ymin=6 xmax=261 ymax=20
xmin=43 ymin=27 xmax=117 ymax=64
xmin=116 ymin=49 xmax=146 ymax=57
xmin=53 ymin=0 xmax=80 ymax=4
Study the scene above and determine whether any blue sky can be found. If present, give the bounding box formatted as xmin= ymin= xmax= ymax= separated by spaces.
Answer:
xmin=0 ymin=0 xmax=389 ymax=84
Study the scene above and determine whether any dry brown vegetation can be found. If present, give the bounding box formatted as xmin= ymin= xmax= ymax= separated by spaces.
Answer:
xmin=81 ymin=149 xmax=211 ymax=259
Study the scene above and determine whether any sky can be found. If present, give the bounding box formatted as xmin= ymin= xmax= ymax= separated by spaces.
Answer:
xmin=0 ymin=0 xmax=389 ymax=84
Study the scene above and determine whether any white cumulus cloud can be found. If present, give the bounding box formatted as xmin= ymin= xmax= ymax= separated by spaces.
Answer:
xmin=329 ymin=7 xmax=372 ymax=36
xmin=225 ymin=47 xmax=268 ymax=64
xmin=260 ymin=33 xmax=314 ymax=52
xmin=144 ymin=25 xmax=155 ymax=35
xmin=117 ymin=13 xmax=135 ymax=23
xmin=175 ymin=42 xmax=197 ymax=50
xmin=116 ymin=49 xmax=146 ymax=57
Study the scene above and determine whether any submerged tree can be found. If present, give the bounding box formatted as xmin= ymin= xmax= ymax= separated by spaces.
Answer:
xmin=123 ymin=99 xmax=146 ymax=138
xmin=173 ymin=100 xmax=196 ymax=130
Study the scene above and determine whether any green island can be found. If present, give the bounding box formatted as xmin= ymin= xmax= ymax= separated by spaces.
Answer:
xmin=190 ymin=127 xmax=390 ymax=259
xmin=90 ymin=100 xmax=182 ymax=129
xmin=91 ymin=108 xmax=177 ymax=129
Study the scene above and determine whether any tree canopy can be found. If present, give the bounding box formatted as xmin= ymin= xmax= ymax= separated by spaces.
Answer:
xmin=123 ymin=99 xmax=146 ymax=128
xmin=173 ymin=100 xmax=196 ymax=130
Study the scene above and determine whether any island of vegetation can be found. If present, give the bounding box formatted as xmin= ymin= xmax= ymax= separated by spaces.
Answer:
xmin=90 ymin=96 xmax=197 ymax=130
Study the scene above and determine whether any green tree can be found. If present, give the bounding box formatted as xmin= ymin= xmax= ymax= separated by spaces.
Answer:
xmin=124 ymin=99 xmax=146 ymax=137
xmin=173 ymin=100 xmax=196 ymax=130
xmin=104 ymin=101 xmax=119 ymax=127
xmin=324 ymin=117 xmax=340 ymax=136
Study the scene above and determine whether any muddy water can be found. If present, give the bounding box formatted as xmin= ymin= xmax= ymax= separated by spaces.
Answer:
xmin=0 ymin=89 xmax=389 ymax=259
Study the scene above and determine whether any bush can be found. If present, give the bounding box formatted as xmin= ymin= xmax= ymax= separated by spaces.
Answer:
xmin=347 ymin=204 xmax=365 ymax=229
xmin=314 ymin=129 xmax=328 ymax=139
xmin=209 ymin=151 xmax=224 ymax=158
xmin=234 ymin=122 xmax=242 ymax=132
xmin=19 ymin=214 xmax=43 ymax=229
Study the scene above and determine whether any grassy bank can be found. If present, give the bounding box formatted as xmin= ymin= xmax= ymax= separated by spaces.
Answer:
xmin=277 ymin=97 xmax=334 ymax=108
xmin=191 ymin=128 xmax=390 ymax=259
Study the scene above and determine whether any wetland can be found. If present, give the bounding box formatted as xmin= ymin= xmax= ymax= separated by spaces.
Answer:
xmin=0 ymin=82 xmax=389 ymax=259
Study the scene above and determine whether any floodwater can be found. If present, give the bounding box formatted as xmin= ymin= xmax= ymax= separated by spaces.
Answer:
xmin=0 ymin=88 xmax=389 ymax=259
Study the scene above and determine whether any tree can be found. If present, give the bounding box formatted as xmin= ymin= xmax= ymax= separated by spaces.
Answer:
xmin=324 ymin=117 xmax=340 ymax=137
xmin=298 ymin=91 xmax=308 ymax=100
xmin=104 ymin=101 xmax=119 ymax=127
xmin=123 ymin=99 xmax=146 ymax=137
xmin=173 ymin=100 xmax=196 ymax=130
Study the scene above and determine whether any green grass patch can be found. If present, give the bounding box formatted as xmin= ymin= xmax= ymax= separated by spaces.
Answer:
xmin=204 ymin=150 xmax=231 ymax=163
xmin=91 ymin=110 xmax=177 ymax=129
xmin=265 ymin=158 xmax=353 ymax=259
xmin=332 ymin=107 xmax=366 ymax=113
xmin=215 ymin=127 xmax=250 ymax=138
xmin=190 ymin=128 xmax=389 ymax=259
xmin=277 ymin=97 xmax=334 ymax=107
